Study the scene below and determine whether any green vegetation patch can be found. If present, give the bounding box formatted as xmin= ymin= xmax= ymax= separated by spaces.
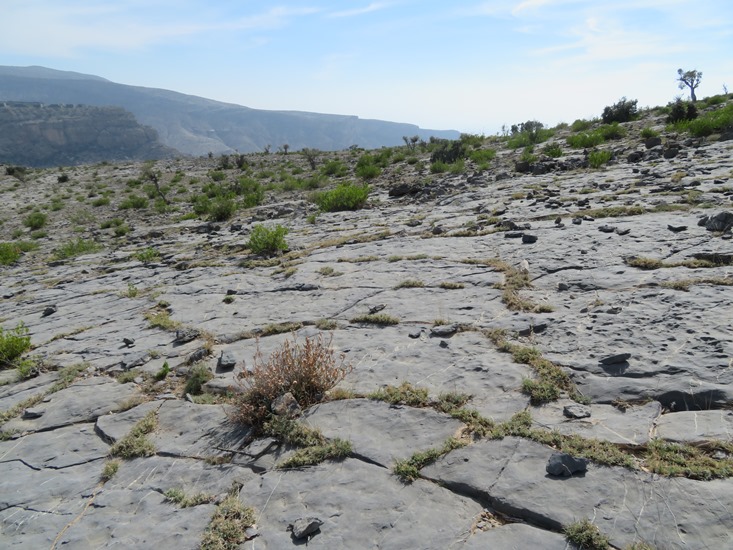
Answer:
xmin=109 ymin=410 xmax=158 ymax=458
xmin=313 ymin=183 xmax=370 ymax=212
xmin=0 ymin=322 xmax=31 ymax=369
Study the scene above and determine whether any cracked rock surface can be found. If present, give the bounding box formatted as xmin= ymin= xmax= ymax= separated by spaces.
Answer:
xmin=1 ymin=109 xmax=733 ymax=548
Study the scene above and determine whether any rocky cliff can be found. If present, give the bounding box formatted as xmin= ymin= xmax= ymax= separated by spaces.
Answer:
xmin=0 ymin=102 xmax=179 ymax=167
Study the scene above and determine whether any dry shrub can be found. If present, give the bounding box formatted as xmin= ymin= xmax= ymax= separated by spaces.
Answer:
xmin=233 ymin=333 xmax=352 ymax=431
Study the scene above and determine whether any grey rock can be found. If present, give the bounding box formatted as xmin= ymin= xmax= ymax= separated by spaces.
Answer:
xmin=563 ymin=404 xmax=591 ymax=419
xmin=288 ymin=517 xmax=323 ymax=539
xmin=271 ymin=392 xmax=301 ymax=417
xmin=217 ymin=350 xmax=237 ymax=371
xmin=668 ymin=224 xmax=688 ymax=232
xmin=42 ymin=305 xmax=57 ymax=317
xmin=598 ymin=225 xmax=615 ymax=233
xmin=175 ymin=327 xmax=200 ymax=344
xmin=187 ymin=347 xmax=209 ymax=364
xmin=430 ymin=323 xmax=458 ymax=337
xmin=704 ymin=211 xmax=733 ymax=232
xmin=546 ymin=452 xmax=589 ymax=476
xmin=655 ymin=410 xmax=733 ymax=443
xmin=522 ymin=234 xmax=538 ymax=243
xmin=599 ymin=352 xmax=631 ymax=365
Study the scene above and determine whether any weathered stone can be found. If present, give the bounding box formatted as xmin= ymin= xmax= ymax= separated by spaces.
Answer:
xmin=563 ymin=403 xmax=591 ymax=419
xmin=599 ymin=352 xmax=631 ymax=365
xmin=288 ymin=517 xmax=323 ymax=539
xmin=704 ymin=211 xmax=733 ymax=232
xmin=271 ymin=392 xmax=301 ymax=417
xmin=217 ymin=350 xmax=237 ymax=371
xmin=546 ymin=452 xmax=589 ymax=476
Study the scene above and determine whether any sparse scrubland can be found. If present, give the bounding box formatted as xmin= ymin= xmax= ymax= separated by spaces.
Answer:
xmin=1 ymin=90 xmax=733 ymax=549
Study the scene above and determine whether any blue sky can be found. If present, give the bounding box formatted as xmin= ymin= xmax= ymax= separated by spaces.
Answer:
xmin=3 ymin=1 xmax=732 ymax=134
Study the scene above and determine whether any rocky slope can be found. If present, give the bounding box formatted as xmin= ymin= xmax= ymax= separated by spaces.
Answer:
xmin=0 ymin=101 xmax=179 ymax=167
xmin=0 ymin=102 xmax=732 ymax=549
xmin=0 ymin=66 xmax=460 ymax=156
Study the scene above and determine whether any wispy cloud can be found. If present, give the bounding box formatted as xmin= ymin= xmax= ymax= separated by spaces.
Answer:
xmin=327 ymin=3 xmax=389 ymax=18
xmin=0 ymin=2 xmax=319 ymax=56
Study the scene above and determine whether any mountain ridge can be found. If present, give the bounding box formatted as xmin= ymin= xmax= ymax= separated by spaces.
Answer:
xmin=0 ymin=66 xmax=460 ymax=156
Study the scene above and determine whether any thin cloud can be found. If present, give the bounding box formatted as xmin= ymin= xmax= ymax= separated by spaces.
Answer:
xmin=327 ymin=3 xmax=389 ymax=18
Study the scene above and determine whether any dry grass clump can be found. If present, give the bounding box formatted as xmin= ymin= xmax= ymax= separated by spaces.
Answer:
xmin=232 ymin=333 xmax=352 ymax=431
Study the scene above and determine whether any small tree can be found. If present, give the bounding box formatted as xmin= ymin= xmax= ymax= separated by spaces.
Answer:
xmin=677 ymin=69 xmax=702 ymax=102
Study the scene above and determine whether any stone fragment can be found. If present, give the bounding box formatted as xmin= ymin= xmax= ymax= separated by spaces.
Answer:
xmin=667 ymin=224 xmax=688 ymax=232
xmin=599 ymin=353 xmax=631 ymax=365
xmin=271 ymin=392 xmax=301 ymax=417
xmin=123 ymin=337 xmax=135 ymax=347
xmin=615 ymin=227 xmax=630 ymax=235
xmin=175 ymin=327 xmax=200 ymax=344
xmin=430 ymin=324 xmax=458 ymax=337
xmin=187 ymin=347 xmax=208 ymax=364
xmin=546 ymin=452 xmax=589 ymax=476
xmin=599 ymin=225 xmax=615 ymax=233
xmin=217 ymin=350 xmax=237 ymax=371
xmin=288 ymin=517 xmax=323 ymax=539
xmin=704 ymin=211 xmax=733 ymax=232
xmin=563 ymin=404 xmax=591 ymax=419
xmin=42 ymin=305 xmax=57 ymax=317
xmin=522 ymin=234 xmax=538 ymax=243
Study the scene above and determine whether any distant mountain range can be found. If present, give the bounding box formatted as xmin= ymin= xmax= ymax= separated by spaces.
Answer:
xmin=0 ymin=66 xmax=460 ymax=159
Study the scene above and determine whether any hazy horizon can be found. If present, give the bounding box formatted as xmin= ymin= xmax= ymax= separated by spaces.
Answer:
xmin=3 ymin=1 xmax=732 ymax=134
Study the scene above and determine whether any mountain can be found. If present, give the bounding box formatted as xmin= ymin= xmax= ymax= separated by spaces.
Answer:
xmin=0 ymin=101 xmax=177 ymax=167
xmin=0 ymin=66 xmax=460 ymax=156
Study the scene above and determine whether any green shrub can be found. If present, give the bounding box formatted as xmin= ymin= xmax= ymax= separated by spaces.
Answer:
xmin=543 ymin=143 xmax=563 ymax=158
xmin=134 ymin=247 xmax=160 ymax=264
xmin=355 ymin=163 xmax=381 ymax=180
xmin=0 ymin=322 xmax=31 ymax=368
xmin=666 ymin=98 xmax=699 ymax=124
xmin=430 ymin=139 xmax=468 ymax=163
xmin=563 ymin=519 xmax=610 ymax=549
xmin=120 ymin=195 xmax=148 ymax=209
xmin=209 ymin=170 xmax=226 ymax=182
xmin=588 ymin=150 xmax=613 ymax=168
xmin=313 ymin=183 xmax=369 ymax=212
xmin=469 ymin=148 xmax=497 ymax=164
xmin=598 ymin=122 xmax=626 ymax=140
xmin=640 ymin=127 xmax=659 ymax=139
xmin=208 ymin=196 xmax=237 ymax=221
xmin=247 ymin=224 xmax=289 ymax=256
xmin=0 ymin=242 xmax=37 ymax=265
xmin=321 ymin=160 xmax=349 ymax=177
xmin=23 ymin=211 xmax=47 ymax=230
xmin=677 ymin=102 xmax=733 ymax=136
xmin=567 ymin=132 xmax=605 ymax=149
xmin=571 ymin=119 xmax=593 ymax=132
xmin=430 ymin=161 xmax=448 ymax=174
xmin=91 ymin=196 xmax=110 ymax=207
xmin=54 ymin=238 xmax=101 ymax=260
xmin=602 ymin=97 xmax=638 ymax=123
xmin=507 ymin=121 xmax=552 ymax=148
xmin=185 ymin=364 xmax=213 ymax=395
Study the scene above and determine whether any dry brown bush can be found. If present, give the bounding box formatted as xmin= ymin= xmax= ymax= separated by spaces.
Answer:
xmin=232 ymin=333 xmax=352 ymax=431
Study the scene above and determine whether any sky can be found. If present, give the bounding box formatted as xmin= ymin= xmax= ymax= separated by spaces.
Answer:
xmin=2 ymin=1 xmax=732 ymax=134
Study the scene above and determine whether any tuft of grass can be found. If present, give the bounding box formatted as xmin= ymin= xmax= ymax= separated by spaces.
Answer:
xmin=588 ymin=150 xmax=612 ymax=169
xmin=165 ymin=488 xmax=216 ymax=507
xmin=563 ymin=519 xmax=610 ymax=550
xmin=48 ymin=362 xmax=89 ymax=393
xmin=337 ymin=255 xmax=379 ymax=263
xmin=660 ymin=276 xmax=733 ymax=291
xmin=101 ymin=459 xmax=120 ymax=481
xmin=0 ymin=241 xmax=37 ymax=265
xmin=23 ymin=211 xmax=47 ymax=230
xmin=278 ymin=438 xmax=352 ymax=469
xmin=439 ymin=281 xmax=465 ymax=290
xmin=350 ymin=313 xmax=400 ymax=325
xmin=53 ymin=238 xmax=101 ymax=260
xmin=315 ymin=318 xmax=338 ymax=330
xmin=645 ymin=439 xmax=733 ymax=480
xmin=0 ymin=322 xmax=31 ymax=369
xmin=625 ymin=256 xmax=722 ymax=271
xmin=109 ymin=410 xmax=158 ymax=459
xmin=576 ymin=205 xmax=645 ymax=219
xmin=200 ymin=491 xmax=256 ymax=550
xmin=475 ymin=258 xmax=553 ymax=313
xmin=393 ymin=437 xmax=466 ymax=482
xmin=145 ymin=309 xmax=180 ymax=331
xmin=368 ymin=382 xmax=430 ymax=407
xmin=185 ymin=363 xmax=213 ymax=395
xmin=134 ymin=247 xmax=160 ymax=264
xmin=260 ymin=322 xmax=303 ymax=336
xmin=0 ymin=393 xmax=45 ymax=424
xmin=394 ymin=279 xmax=425 ymax=289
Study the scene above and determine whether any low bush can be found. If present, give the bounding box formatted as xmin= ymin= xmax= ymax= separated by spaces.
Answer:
xmin=676 ymin=102 xmax=733 ymax=136
xmin=430 ymin=139 xmax=468 ymax=163
xmin=570 ymin=119 xmax=593 ymax=132
xmin=666 ymin=98 xmax=698 ymax=124
xmin=321 ymin=160 xmax=349 ymax=177
xmin=54 ymin=238 xmax=101 ymax=260
xmin=588 ymin=150 xmax=613 ymax=168
xmin=567 ymin=132 xmax=604 ymax=148
xmin=120 ymin=195 xmax=148 ymax=209
xmin=0 ymin=322 xmax=31 ymax=368
xmin=232 ymin=333 xmax=352 ymax=431
xmin=0 ymin=241 xmax=36 ymax=265
xmin=563 ymin=518 xmax=610 ymax=549
xmin=247 ymin=224 xmax=289 ymax=256
xmin=601 ymin=97 xmax=638 ymax=123
xmin=208 ymin=196 xmax=237 ymax=221
xmin=313 ymin=183 xmax=369 ymax=212
xmin=23 ymin=211 xmax=47 ymax=230
xmin=185 ymin=364 xmax=213 ymax=395
xmin=543 ymin=143 xmax=563 ymax=158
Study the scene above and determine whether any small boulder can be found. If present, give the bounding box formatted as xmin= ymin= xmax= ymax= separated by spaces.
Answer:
xmin=288 ymin=517 xmax=323 ymax=540
xmin=217 ymin=351 xmax=237 ymax=371
xmin=563 ymin=404 xmax=591 ymax=419
xmin=271 ymin=392 xmax=301 ymax=417
xmin=546 ymin=453 xmax=589 ymax=477
xmin=599 ymin=353 xmax=631 ymax=365
xmin=704 ymin=211 xmax=733 ymax=233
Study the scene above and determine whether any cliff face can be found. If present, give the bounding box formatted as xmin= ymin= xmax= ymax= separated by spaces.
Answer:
xmin=0 ymin=102 xmax=179 ymax=167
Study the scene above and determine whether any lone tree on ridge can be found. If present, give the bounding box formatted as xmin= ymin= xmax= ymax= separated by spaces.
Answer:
xmin=677 ymin=68 xmax=702 ymax=102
